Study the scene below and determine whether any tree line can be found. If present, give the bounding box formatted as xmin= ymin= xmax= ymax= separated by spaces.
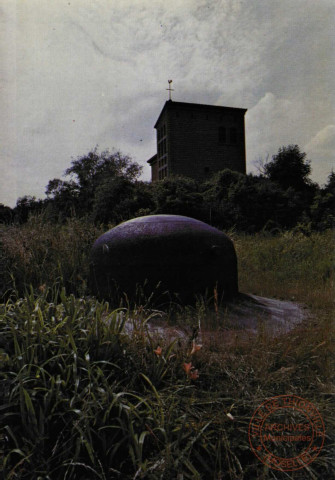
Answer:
xmin=1 ymin=145 xmax=334 ymax=232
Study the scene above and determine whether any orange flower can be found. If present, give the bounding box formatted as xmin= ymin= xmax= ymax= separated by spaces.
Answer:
xmin=189 ymin=369 xmax=199 ymax=380
xmin=154 ymin=346 xmax=162 ymax=356
xmin=190 ymin=340 xmax=202 ymax=355
xmin=183 ymin=362 xmax=192 ymax=375
xmin=183 ymin=362 xmax=199 ymax=380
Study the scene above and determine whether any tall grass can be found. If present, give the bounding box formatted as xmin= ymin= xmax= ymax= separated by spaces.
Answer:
xmin=234 ymin=229 xmax=334 ymax=313
xmin=1 ymin=218 xmax=334 ymax=478
xmin=1 ymin=284 xmax=334 ymax=479
xmin=0 ymin=286 xmax=247 ymax=479
xmin=1 ymin=217 xmax=104 ymax=299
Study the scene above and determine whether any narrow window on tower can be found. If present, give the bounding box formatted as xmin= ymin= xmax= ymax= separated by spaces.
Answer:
xmin=230 ymin=127 xmax=237 ymax=144
xmin=218 ymin=126 xmax=226 ymax=144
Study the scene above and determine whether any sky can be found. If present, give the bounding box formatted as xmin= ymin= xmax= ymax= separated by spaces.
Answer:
xmin=1 ymin=0 xmax=334 ymax=208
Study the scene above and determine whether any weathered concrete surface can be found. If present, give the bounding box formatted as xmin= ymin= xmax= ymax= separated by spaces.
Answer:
xmin=108 ymin=293 xmax=309 ymax=345
xmin=90 ymin=214 xmax=238 ymax=305
xmin=197 ymin=293 xmax=309 ymax=345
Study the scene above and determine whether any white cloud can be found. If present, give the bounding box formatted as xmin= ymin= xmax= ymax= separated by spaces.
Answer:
xmin=246 ymin=94 xmax=334 ymax=185
xmin=246 ymin=93 xmax=304 ymax=170
xmin=305 ymin=125 xmax=335 ymax=152
xmin=0 ymin=0 xmax=334 ymax=206
xmin=305 ymin=125 xmax=335 ymax=184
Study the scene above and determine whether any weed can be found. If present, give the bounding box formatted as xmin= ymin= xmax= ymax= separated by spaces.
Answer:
xmin=0 ymin=222 xmax=334 ymax=478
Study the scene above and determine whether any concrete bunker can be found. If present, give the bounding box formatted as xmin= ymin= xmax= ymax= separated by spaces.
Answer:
xmin=90 ymin=214 xmax=238 ymax=305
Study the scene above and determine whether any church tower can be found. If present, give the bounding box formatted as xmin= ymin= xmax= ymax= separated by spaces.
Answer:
xmin=148 ymin=98 xmax=247 ymax=182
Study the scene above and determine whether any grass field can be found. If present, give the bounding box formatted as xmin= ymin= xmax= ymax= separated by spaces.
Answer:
xmin=0 ymin=218 xmax=334 ymax=479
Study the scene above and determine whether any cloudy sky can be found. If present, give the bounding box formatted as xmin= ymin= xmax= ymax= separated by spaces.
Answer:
xmin=1 ymin=0 xmax=334 ymax=207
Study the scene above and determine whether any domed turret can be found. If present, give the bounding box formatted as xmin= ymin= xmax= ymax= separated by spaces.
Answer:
xmin=90 ymin=214 xmax=238 ymax=305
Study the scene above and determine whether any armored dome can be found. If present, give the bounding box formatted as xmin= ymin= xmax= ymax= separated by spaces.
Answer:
xmin=90 ymin=214 xmax=238 ymax=305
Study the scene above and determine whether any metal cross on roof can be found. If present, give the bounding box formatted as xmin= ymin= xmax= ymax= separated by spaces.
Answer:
xmin=166 ymin=79 xmax=174 ymax=100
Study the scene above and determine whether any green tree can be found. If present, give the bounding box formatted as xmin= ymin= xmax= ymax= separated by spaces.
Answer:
xmin=66 ymin=148 xmax=142 ymax=188
xmin=93 ymin=178 xmax=154 ymax=224
xmin=46 ymin=147 xmax=143 ymax=219
xmin=324 ymin=170 xmax=335 ymax=195
xmin=203 ymin=169 xmax=244 ymax=202
xmin=227 ymin=175 xmax=289 ymax=231
xmin=13 ymin=196 xmax=44 ymax=223
xmin=263 ymin=145 xmax=320 ymax=226
xmin=310 ymin=171 xmax=335 ymax=230
xmin=152 ymin=176 xmax=205 ymax=220
xmin=45 ymin=179 xmax=79 ymax=220
xmin=263 ymin=145 xmax=312 ymax=191
xmin=202 ymin=169 xmax=310 ymax=231
xmin=201 ymin=169 xmax=244 ymax=227
xmin=0 ymin=204 xmax=13 ymax=224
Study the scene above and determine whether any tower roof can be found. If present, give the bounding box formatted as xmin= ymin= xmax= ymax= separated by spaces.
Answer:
xmin=147 ymin=153 xmax=157 ymax=165
xmin=154 ymin=100 xmax=247 ymax=128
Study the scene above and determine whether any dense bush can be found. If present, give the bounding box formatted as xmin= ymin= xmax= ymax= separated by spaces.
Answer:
xmin=2 ymin=145 xmax=334 ymax=232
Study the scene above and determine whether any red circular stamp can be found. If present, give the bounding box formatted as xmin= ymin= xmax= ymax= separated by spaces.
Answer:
xmin=249 ymin=394 xmax=325 ymax=471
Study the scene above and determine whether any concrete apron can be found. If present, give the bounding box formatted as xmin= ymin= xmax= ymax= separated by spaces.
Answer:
xmin=197 ymin=294 xmax=310 ymax=347
xmin=108 ymin=293 xmax=309 ymax=346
